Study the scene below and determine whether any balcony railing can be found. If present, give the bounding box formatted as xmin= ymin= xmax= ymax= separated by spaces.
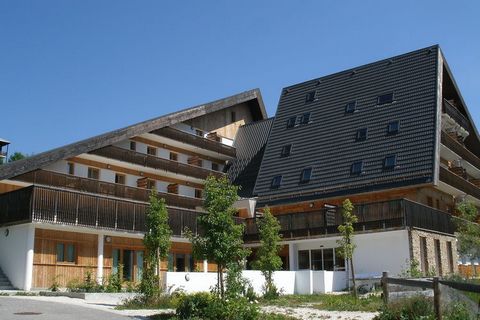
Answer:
xmin=13 ymin=170 xmax=203 ymax=209
xmin=244 ymin=199 xmax=455 ymax=242
xmin=443 ymin=100 xmax=470 ymax=132
xmin=441 ymin=132 xmax=480 ymax=172
xmin=151 ymin=127 xmax=236 ymax=158
xmin=0 ymin=185 xmax=204 ymax=235
xmin=440 ymin=166 xmax=480 ymax=200
xmin=89 ymin=145 xmax=224 ymax=180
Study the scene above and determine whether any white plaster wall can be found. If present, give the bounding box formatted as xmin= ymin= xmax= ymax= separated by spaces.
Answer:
xmin=178 ymin=153 xmax=189 ymax=164
xmin=158 ymin=148 xmax=169 ymax=159
xmin=178 ymin=185 xmax=195 ymax=198
xmin=312 ymin=271 xmax=324 ymax=293
xmin=113 ymin=140 xmax=130 ymax=149
xmin=242 ymin=271 xmax=295 ymax=295
xmin=44 ymin=160 xmax=68 ymax=174
xmin=156 ymin=181 xmax=169 ymax=193
xmin=101 ymin=170 xmax=115 ymax=184
xmin=0 ymin=224 xmax=33 ymax=289
xmin=295 ymin=270 xmax=312 ymax=294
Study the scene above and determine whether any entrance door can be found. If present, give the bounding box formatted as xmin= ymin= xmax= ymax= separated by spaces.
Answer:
xmin=123 ymin=250 xmax=133 ymax=281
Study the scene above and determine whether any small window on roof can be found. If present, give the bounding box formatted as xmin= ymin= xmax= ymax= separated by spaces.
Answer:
xmin=300 ymin=112 xmax=311 ymax=125
xmin=129 ymin=141 xmax=136 ymax=151
xmin=377 ymin=92 xmax=394 ymax=105
xmin=286 ymin=116 xmax=297 ymax=128
xmin=281 ymin=144 xmax=292 ymax=157
xmin=384 ymin=155 xmax=397 ymax=169
xmin=387 ymin=121 xmax=400 ymax=134
xmin=271 ymin=175 xmax=282 ymax=189
xmin=300 ymin=167 xmax=312 ymax=183
xmin=305 ymin=91 xmax=316 ymax=103
xmin=351 ymin=161 xmax=363 ymax=175
xmin=345 ymin=101 xmax=357 ymax=113
xmin=356 ymin=128 xmax=368 ymax=141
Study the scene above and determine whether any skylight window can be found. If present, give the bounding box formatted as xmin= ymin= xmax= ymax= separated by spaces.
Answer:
xmin=286 ymin=116 xmax=297 ymax=129
xmin=356 ymin=128 xmax=368 ymax=141
xmin=271 ymin=175 xmax=282 ymax=189
xmin=281 ymin=144 xmax=292 ymax=157
xmin=387 ymin=121 xmax=400 ymax=134
xmin=384 ymin=155 xmax=397 ymax=169
xmin=300 ymin=112 xmax=311 ymax=125
xmin=377 ymin=92 xmax=394 ymax=105
xmin=351 ymin=161 xmax=363 ymax=175
xmin=300 ymin=167 xmax=312 ymax=183
xmin=345 ymin=101 xmax=357 ymax=113
xmin=305 ymin=91 xmax=316 ymax=103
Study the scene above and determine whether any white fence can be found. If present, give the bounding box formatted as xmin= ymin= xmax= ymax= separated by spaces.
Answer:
xmin=166 ymin=270 xmax=347 ymax=295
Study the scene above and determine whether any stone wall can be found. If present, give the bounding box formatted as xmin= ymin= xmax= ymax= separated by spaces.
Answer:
xmin=410 ymin=229 xmax=457 ymax=276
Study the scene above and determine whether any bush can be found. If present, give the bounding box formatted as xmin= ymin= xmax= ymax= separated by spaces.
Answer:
xmin=444 ymin=301 xmax=474 ymax=320
xmin=374 ymin=295 xmax=435 ymax=320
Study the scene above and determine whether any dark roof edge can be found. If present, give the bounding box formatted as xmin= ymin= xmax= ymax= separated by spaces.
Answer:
xmin=0 ymin=89 xmax=266 ymax=181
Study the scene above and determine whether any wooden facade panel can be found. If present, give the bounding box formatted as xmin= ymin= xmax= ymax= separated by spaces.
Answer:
xmin=0 ymin=182 xmax=23 ymax=194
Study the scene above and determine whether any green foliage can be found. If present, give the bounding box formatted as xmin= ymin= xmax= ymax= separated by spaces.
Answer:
xmin=399 ymin=259 xmax=423 ymax=278
xmin=224 ymin=261 xmax=255 ymax=301
xmin=7 ymin=152 xmax=26 ymax=163
xmin=141 ymin=191 xmax=172 ymax=300
xmin=49 ymin=275 xmax=60 ymax=292
xmin=374 ymin=295 xmax=435 ymax=320
xmin=188 ymin=175 xmax=249 ymax=298
xmin=251 ymin=207 xmax=282 ymax=299
xmin=337 ymin=199 xmax=358 ymax=298
xmin=444 ymin=301 xmax=474 ymax=320
xmin=106 ymin=264 xmax=124 ymax=293
xmin=455 ymin=201 xmax=480 ymax=261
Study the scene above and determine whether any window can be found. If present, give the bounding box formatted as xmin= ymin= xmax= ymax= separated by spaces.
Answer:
xmin=356 ymin=128 xmax=368 ymax=141
xmin=271 ymin=175 xmax=282 ymax=189
xmin=420 ymin=237 xmax=429 ymax=275
xmin=311 ymin=250 xmax=323 ymax=270
xmin=384 ymin=155 xmax=397 ymax=169
xmin=300 ymin=167 xmax=312 ymax=183
xmin=377 ymin=92 xmax=394 ymax=105
xmin=56 ymin=243 xmax=75 ymax=263
xmin=88 ymin=167 xmax=100 ymax=180
xmin=298 ymin=250 xmax=310 ymax=270
xmin=212 ymin=163 xmax=219 ymax=171
xmin=345 ymin=101 xmax=357 ymax=113
xmin=195 ymin=129 xmax=204 ymax=137
xmin=170 ymin=152 xmax=178 ymax=161
xmin=387 ymin=121 xmax=400 ymax=134
xmin=305 ymin=91 xmax=316 ymax=103
xmin=195 ymin=189 xmax=202 ymax=199
xmin=427 ymin=196 xmax=434 ymax=207
xmin=297 ymin=248 xmax=344 ymax=271
xmin=67 ymin=162 xmax=75 ymax=175
xmin=351 ymin=161 xmax=363 ymax=175
xmin=286 ymin=116 xmax=297 ymax=129
xmin=129 ymin=141 xmax=136 ymax=151
xmin=231 ymin=111 xmax=236 ymax=123
xmin=281 ymin=144 xmax=292 ymax=157
xmin=447 ymin=241 xmax=454 ymax=273
xmin=300 ymin=112 xmax=311 ymax=124
xmin=323 ymin=248 xmax=334 ymax=271
xmin=146 ymin=179 xmax=156 ymax=190
xmin=434 ymin=239 xmax=442 ymax=276
xmin=147 ymin=146 xmax=157 ymax=156
xmin=115 ymin=173 xmax=126 ymax=185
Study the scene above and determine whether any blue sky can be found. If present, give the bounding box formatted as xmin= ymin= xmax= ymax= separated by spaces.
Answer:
xmin=1 ymin=1 xmax=479 ymax=155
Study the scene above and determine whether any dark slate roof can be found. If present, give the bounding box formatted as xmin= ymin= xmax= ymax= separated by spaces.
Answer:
xmin=254 ymin=46 xmax=440 ymax=206
xmin=0 ymin=89 xmax=267 ymax=181
xmin=227 ymin=118 xmax=274 ymax=198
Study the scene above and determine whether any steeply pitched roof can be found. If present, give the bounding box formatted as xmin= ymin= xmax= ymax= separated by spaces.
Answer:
xmin=253 ymin=46 xmax=440 ymax=206
xmin=0 ymin=89 xmax=266 ymax=181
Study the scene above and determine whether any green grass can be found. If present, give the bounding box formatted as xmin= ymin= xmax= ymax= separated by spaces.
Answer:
xmin=260 ymin=293 xmax=383 ymax=312
xmin=149 ymin=313 xmax=298 ymax=320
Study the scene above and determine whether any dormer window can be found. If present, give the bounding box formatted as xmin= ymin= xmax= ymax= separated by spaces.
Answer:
xmin=384 ymin=155 xmax=397 ymax=169
xmin=271 ymin=175 xmax=282 ymax=189
xmin=281 ymin=144 xmax=292 ymax=157
xmin=300 ymin=113 xmax=311 ymax=125
xmin=305 ymin=91 xmax=316 ymax=103
xmin=377 ymin=92 xmax=394 ymax=105
xmin=286 ymin=116 xmax=297 ymax=129
xmin=356 ymin=128 xmax=368 ymax=141
xmin=300 ymin=167 xmax=312 ymax=183
xmin=387 ymin=121 xmax=400 ymax=134
xmin=345 ymin=101 xmax=357 ymax=113
xmin=129 ymin=141 xmax=136 ymax=151
xmin=351 ymin=161 xmax=363 ymax=175
xmin=147 ymin=146 xmax=157 ymax=156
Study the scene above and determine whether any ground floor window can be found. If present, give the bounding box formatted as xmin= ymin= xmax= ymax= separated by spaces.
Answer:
xmin=168 ymin=253 xmax=195 ymax=272
xmin=112 ymin=248 xmax=144 ymax=282
xmin=298 ymin=248 xmax=345 ymax=271
xmin=56 ymin=243 xmax=76 ymax=263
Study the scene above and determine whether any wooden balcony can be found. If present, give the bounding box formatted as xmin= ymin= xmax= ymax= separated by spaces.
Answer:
xmin=244 ymin=199 xmax=455 ymax=242
xmin=0 ymin=185 xmax=204 ymax=236
xmin=440 ymin=166 xmax=480 ymax=200
xmin=443 ymin=99 xmax=470 ymax=132
xmin=441 ymin=131 xmax=480 ymax=172
xmin=89 ymin=145 xmax=224 ymax=180
xmin=12 ymin=170 xmax=203 ymax=209
xmin=151 ymin=127 xmax=236 ymax=158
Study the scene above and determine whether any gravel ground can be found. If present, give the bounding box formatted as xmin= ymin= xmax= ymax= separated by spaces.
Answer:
xmin=262 ymin=306 xmax=379 ymax=320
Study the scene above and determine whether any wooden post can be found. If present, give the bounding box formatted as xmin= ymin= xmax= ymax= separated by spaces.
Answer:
xmin=382 ymin=271 xmax=389 ymax=305
xmin=433 ymin=277 xmax=442 ymax=320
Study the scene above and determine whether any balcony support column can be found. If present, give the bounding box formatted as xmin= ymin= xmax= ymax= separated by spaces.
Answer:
xmin=288 ymin=243 xmax=297 ymax=271
xmin=23 ymin=224 xmax=35 ymax=291
xmin=97 ymin=234 xmax=104 ymax=284
xmin=203 ymin=260 xmax=208 ymax=273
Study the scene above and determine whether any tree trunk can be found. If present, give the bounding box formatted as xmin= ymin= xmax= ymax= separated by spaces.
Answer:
xmin=350 ymin=258 xmax=357 ymax=300
xmin=157 ymin=248 xmax=162 ymax=293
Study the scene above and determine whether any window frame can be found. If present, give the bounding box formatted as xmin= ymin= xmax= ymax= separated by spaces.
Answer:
xmin=271 ymin=175 xmax=282 ymax=189
xmin=286 ymin=116 xmax=297 ymax=129
xmin=384 ymin=154 xmax=397 ymax=170
xmin=351 ymin=161 xmax=364 ymax=175
xmin=231 ymin=111 xmax=236 ymax=123
xmin=67 ymin=162 xmax=75 ymax=175
xmin=305 ymin=91 xmax=316 ymax=104
xmin=281 ymin=144 xmax=292 ymax=157
xmin=300 ymin=167 xmax=312 ymax=183
xmin=345 ymin=101 xmax=357 ymax=113
xmin=387 ymin=120 xmax=400 ymax=134
xmin=147 ymin=146 xmax=157 ymax=156
xmin=356 ymin=128 xmax=368 ymax=141
xmin=211 ymin=162 xmax=219 ymax=171
xmin=115 ymin=173 xmax=126 ymax=185
xmin=300 ymin=112 xmax=311 ymax=125
xmin=129 ymin=141 xmax=136 ymax=151
xmin=377 ymin=92 xmax=395 ymax=105
xmin=169 ymin=152 xmax=178 ymax=161
xmin=87 ymin=167 xmax=100 ymax=180
xmin=194 ymin=189 xmax=203 ymax=199
xmin=56 ymin=242 xmax=76 ymax=264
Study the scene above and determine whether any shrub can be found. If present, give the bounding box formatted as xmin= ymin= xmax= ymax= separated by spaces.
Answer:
xmin=374 ymin=295 xmax=435 ymax=320
xmin=175 ymin=292 xmax=214 ymax=319
xmin=444 ymin=301 xmax=474 ymax=320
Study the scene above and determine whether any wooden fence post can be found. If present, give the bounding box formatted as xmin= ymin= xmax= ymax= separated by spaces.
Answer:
xmin=433 ymin=277 xmax=442 ymax=320
xmin=382 ymin=271 xmax=389 ymax=305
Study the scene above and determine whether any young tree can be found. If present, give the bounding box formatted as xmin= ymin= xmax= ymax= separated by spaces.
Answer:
xmin=141 ymin=191 xmax=172 ymax=299
xmin=252 ymin=207 xmax=283 ymax=298
xmin=455 ymin=200 xmax=480 ymax=275
xmin=337 ymin=199 xmax=358 ymax=299
xmin=188 ymin=175 xmax=249 ymax=299
xmin=8 ymin=152 xmax=26 ymax=163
